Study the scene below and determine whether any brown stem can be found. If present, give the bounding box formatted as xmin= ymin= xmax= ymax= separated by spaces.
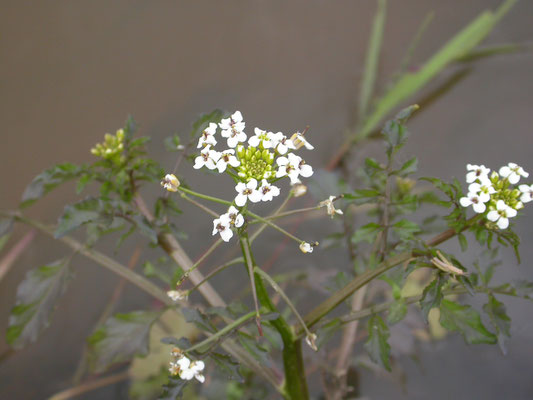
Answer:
xmin=49 ymin=371 xmax=129 ymax=400
xmin=0 ymin=230 xmax=35 ymax=283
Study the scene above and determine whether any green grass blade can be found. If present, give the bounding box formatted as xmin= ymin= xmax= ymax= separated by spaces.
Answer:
xmin=355 ymin=0 xmax=517 ymax=142
xmin=396 ymin=11 xmax=435 ymax=78
xmin=358 ymin=0 xmax=387 ymax=121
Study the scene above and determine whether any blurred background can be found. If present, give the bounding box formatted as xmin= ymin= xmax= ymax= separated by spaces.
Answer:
xmin=1 ymin=0 xmax=532 ymax=399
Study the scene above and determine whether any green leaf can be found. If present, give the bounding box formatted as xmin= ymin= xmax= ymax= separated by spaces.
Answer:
xmin=344 ymin=189 xmax=381 ymax=204
xmin=458 ymin=233 xmax=468 ymax=252
xmin=88 ymin=310 xmax=162 ymax=373
xmin=7 ymin=259 xmax=72 ymax=348
xmin=387 ymin=299 xmax=407 ymax=325
xmin=364 ymin=315 xmax=391 ymax=371
xmin=189 ymin=109 xmax=224 ymax=140
xmin=396 ymin=157 xmax=418 ymax=176
xmin=352 ymin=223 xmax=382 ymax=244
xmin=21 ymin=163 xmax=84 ymax=207
xmin=358 ymin=0 xmax=387 ymax=119
xmin=131 ymin=214 xmax=158 ymax=244
xmin=392 ymin=219 xmax=420 ymax=240
xmin=210 ymin=352 xmax=244 ymax=382
xmin=181 ymin=308 xmax=215 ymax=333
xmin=355 ymin=0 xmax=516 ymax=141
xmin=456 ymin=42 xmax=526 ymax=63
xmin=0 ymin=217 xmax=14 ymax=238
xmin=439 ymin=299 xmax=497 ymax=344
xmin=164 ymin=134 xmax=182 ymax=152
xmin=420 ymin=273 xmax=446 ymax=322
xmin=483 ymin=294 xmax=511 ymax=354
xmin=55 ymin=197 xmax=109 ymax=238
xmin=159 ymin=376 xmax=187 ymax=400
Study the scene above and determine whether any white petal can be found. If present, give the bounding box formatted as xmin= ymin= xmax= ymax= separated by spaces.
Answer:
xmin=177 ymin=357 xmax=191 ymax=369
xmin=497 ymin=217 xmax=509 ymax=229
xmin=499 ymin=166 xmax=511 ymax=178
xmin=486 ymin=210 xmax=499 ymax=222
xmin=247 ymin=179 xmax=258 ymax=190
xmin=235 ymin=193 xmax=247 ymax=207
xmin=276 ymin=166 xmax=288 ymax=178
xmin=459 ymin=197 xmax=472 ymax=207
xmin=227 ymin=136 xmax=238 ymax=148
xmin=229 ymin=157 xmax=240 ymax=167
xmin=478 ymin=192 xmax=490 ymax=203
xmin=496 ymin=200 xmax=506 ymax=211
xmin=234 ymin=214 xmax=244 ymax=227
xmin=521 ymin=193 xmax=532 ymax=203
xmin=506 ymin=207 xmax=517 ymax=218
xmin=205 ymin=159 xmax=217 ymax=170
xmin=179 ymin=369 xmax=195 ymax=380
xmin=277 ymin=156 xmax=289 ymax=167
xmin=220 ymin=228 xmax=233 ymax=242
xmin=468 ymin=183 xmax=481 ymax=193
xmin=193 ymin=157 xmax=204 ymax=169
xmin=192 ymin=361 xmax=205 ymax=371
xmin=248 ymin=190 xmax=262 ymax=203
xmin=235 ymin=182 xmax=246 ymax=193
xmin=299 ymin=164 xmax=313 ymax=178
xmin=465 ymin=172 xmax=476 ymax=183
xmin=508 ymin=173 xmax=520 ymax=184
xmin=249 ymin=136 xmax=260 ymax=147
xmin=232 ymin=111 xmax=243 ymax=122
xmin=216 ymin=160 xmax=227 ymax=173
xmin=472 ymin=202 xmax=486 ymax=213
xmin=195 ymin=374 xmax=205 ymax=383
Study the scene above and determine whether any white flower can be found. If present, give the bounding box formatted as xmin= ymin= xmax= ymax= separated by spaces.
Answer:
xmin=459 ymin=192 xmax=488 ymax=213
xmin=305 ymin=333 xmax=318 ymax=351
xmin=299 ymin=242 xmax=313 ymax=254
xmin=519 ymin=184 xmax=533 ymax=203
xmin=212 ymin=214 xmax=233 ymax=242
xmin=487 ymin=200 xmax=517 ymax=229
xmin=167 ymin=290 xmax=187 ymax=301
xmin=467 ymin=182 xmax=495 ymax=202
xmin=169 ymin=361 xmax=180 ymax=376
xmin=248 ymin=128 xmax=274 ymax=149
xmin=499 ymin=162 xmax=529 ymax=184
xmin=270 ymin=132 xmax=296 ymax=155
xmin=466 ymin=164 xmax=490 ymax=184
xmin=276 ymin=153 xmax=313 ymax=184
xmin=290 ymin=132 xmax=314 ymax=150
xmin=220 ymin=111 xmax=246 ymax=148
xmin=194 ymin=145 xmax=221 ymax=170
xmin=216 ymin=149 xmax=240 ymax=173
xmin=258 ymin=179 xmax=280 ymax=201
xmin=197 ymin=122 xmax=217 ymax=148
xmin=176 ymin=357 xmax=205 ymax=383
xmin=226 ymin=206 xmax=244 ymax=228
xmin=161 ymin=174 xmax=180 ymax=192
xmin=319 ymin=196 xmax=343 ymax=217
xmin=291 ymin=183 xmax=307 ymax=197
xmin=235 ymin=179 xmax=262 ymax=206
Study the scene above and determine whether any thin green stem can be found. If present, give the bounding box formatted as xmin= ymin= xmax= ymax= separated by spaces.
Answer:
xmin=239 ymin=234 xmax=309 ymax=400
xmin=246 ymin=210 xmax=303 ymax=244
xmin=254 ymin=267 xmax=313 ymax=340
xmin=178 ymin=187 xmax=233 ymax=206
xmin=179 ymin=191 xmax=219 ymax=217
xmin=187 ymin=257 xmax=244 ymax=295
xmin=185 ymin=311 xmax=256 ymax=353
xmin=250 ymin=192 xmax=293 ymax=242
xmin=248 ymin=205 xmax=319 ymax=223
xmin=176 ymin=238 xmax=223 ymax=288
xmin=241 ymin=238 xmax=263 ymax=335
xmin=9 ymin=212 xmax=172 ymax=305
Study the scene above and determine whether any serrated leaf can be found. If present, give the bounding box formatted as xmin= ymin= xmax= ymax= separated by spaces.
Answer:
xmin=364 ymin=315 xmax=391 ymax=371
xmin=387 ymin=299 xmax=407 ymax=325
xmin=210 ymin=352 xmax=244 ymax=382
xmin=397 ymin=157 xmax=418 ymax=176
xmin=88 ymin=310 xmax=162 ymax=372
xmin=420 ymin=273 xmax=446 ymax=322
xmin=7 ymin=259 xmax=72 ymax=348
xmin=344 ymin=189 xmax=381 ymax=204
xmin=483 ymin=294 xmax=511 ymax=354
xmin=0 ymin=217 xmax=14 ymax=238
xmin=392 ymin=219 xmax=420 ymax=240
xmin=439 ymin=299 xmax=496 ymax=344
xmin=181 ymin=308 xmax=215 ymax=333
xmin=21 ymin=163 xmax=84 ymax=207
xmin=159 ymin=376 xmax=187 ymax=400
xmin=55 ymin=197 xmax=109 ymax=238
xmin=352 ymin=223 xmax=382 ymax=244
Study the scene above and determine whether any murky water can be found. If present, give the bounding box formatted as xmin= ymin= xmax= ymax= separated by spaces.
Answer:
xmin=1 ymin=1 xmax=532 ymax=398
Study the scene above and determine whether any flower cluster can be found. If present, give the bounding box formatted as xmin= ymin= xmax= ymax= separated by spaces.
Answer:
xmin=460 ymin=163 xmax=530 ymax=229
xmin=90 ymin=128 xmax=125 ymax=163
xmin=192 ymin=111 xmax=314 ymax=242
xmin=168 ymin=347 xmax=205 ymax=383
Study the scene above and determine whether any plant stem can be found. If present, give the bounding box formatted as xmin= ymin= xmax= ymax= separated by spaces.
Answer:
xmin=176 ymin=238 xmax=223 ymax=288
xmin=246 ymin=210 xmax=303 ymax=244
xmin=48 ymin=371 xmax=129 ymax=400
xmin=11 ymin=213 xmax=173 ymax=305
xmin=179 ymin=191 xmax=219 ymax=217
xmin=239 ymin=234 xmax=309 ymax=400
xmin=178 ymin=187 xmax=233 ymax=206
xmin=187 ymin=257 xmax=244 ymax=295
xmin=250 ymin=192 xmax=293 ymax=242
xmin=185 ymin=311 xmax=256 ymax=353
